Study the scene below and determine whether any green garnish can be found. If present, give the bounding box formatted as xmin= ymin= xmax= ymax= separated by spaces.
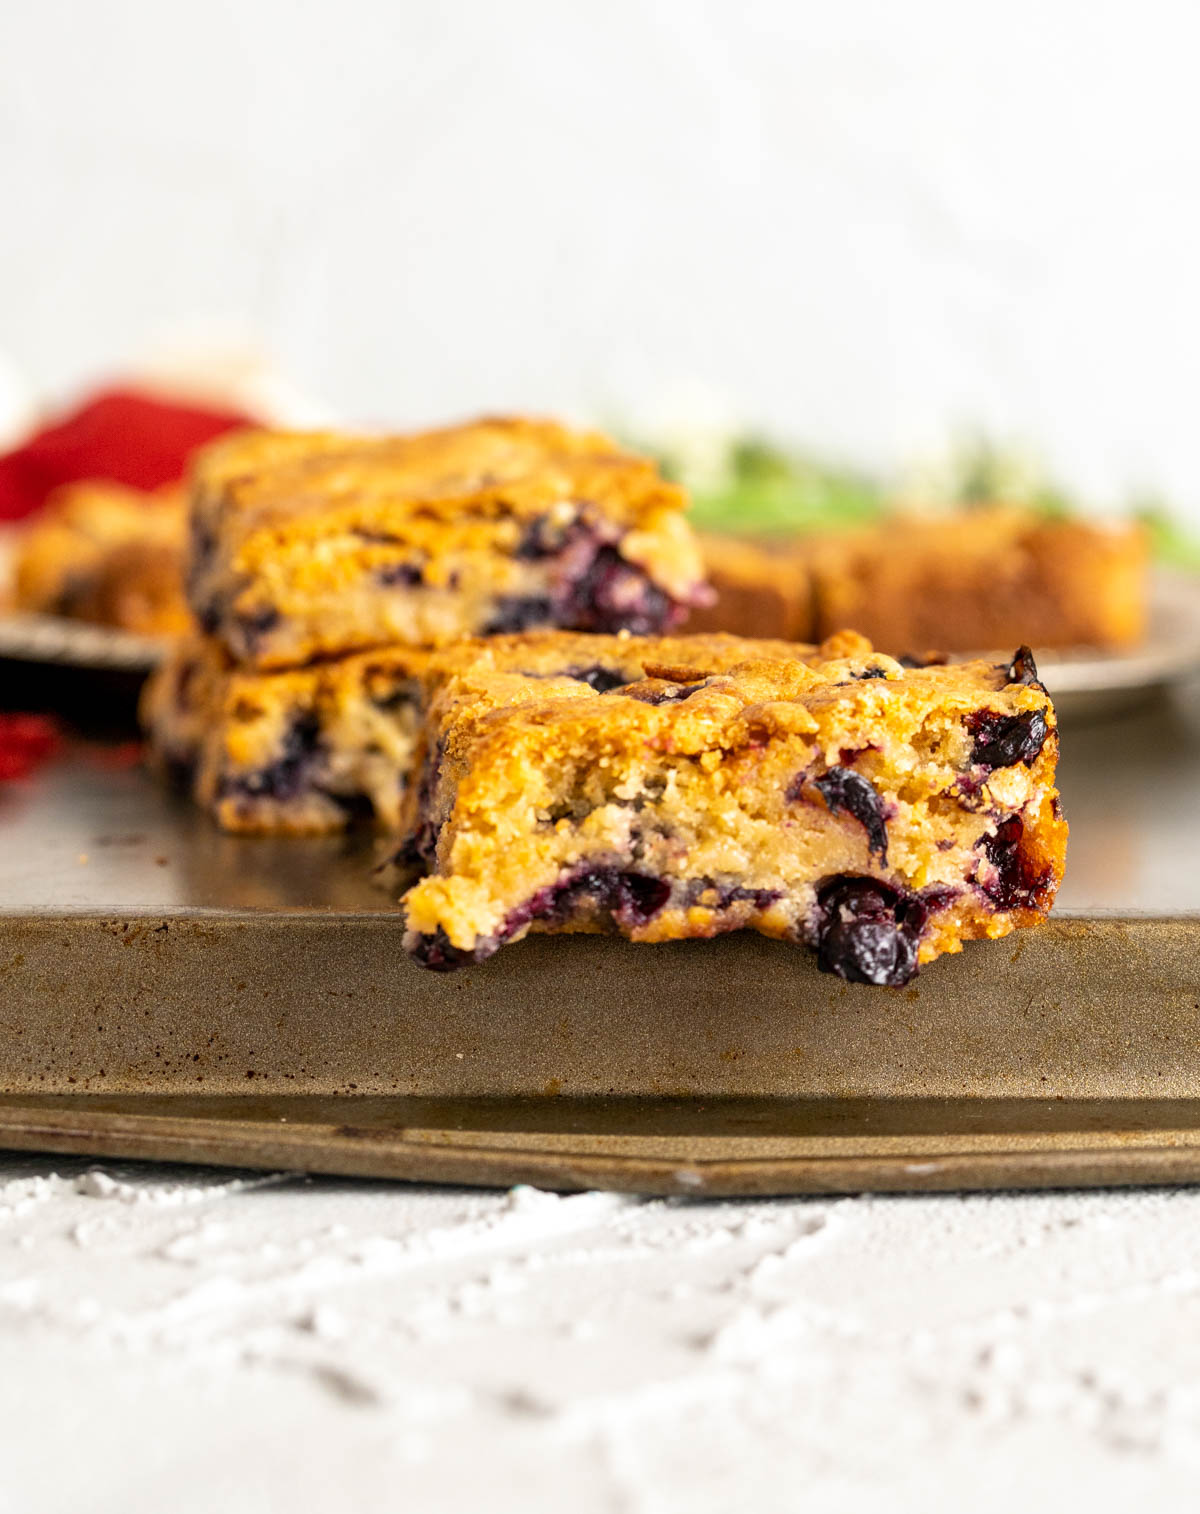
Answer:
xmin=635 ymin=427 xmax=1200 ymax=563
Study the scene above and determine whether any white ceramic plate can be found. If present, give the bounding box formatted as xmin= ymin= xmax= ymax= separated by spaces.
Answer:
xmin=0 ymin=612 xmax=168 ymax=672
xmin=981 ymin=571 xmax=1200 ymax=719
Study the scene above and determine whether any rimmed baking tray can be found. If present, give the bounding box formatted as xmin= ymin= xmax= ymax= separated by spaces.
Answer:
xmin=0 ymin=682 xmax=1198 ymax=1194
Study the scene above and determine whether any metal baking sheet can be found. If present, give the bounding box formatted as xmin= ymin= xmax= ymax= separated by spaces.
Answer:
xmin=1 ymin=681 xmax=1199 ymax=1194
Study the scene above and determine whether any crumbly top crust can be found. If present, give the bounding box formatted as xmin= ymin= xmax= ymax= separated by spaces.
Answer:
xmin=188 ymin=416 xmax=705 ymax=615
xmin=422 ymin=627 xmax=814 ymax=684
xmin=193 ymin=416 xmax=684 ymax=544
xmin=424 ymin=631 xmax=1039 ymax=776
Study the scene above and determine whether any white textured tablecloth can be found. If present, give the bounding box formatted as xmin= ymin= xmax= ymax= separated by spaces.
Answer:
xmin=4 ymin=1156 xmax=1199 ymax=1512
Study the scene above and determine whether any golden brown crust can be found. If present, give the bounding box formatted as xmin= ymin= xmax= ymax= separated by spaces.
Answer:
xmin=192 ymin=417 xmax=646 ymax=534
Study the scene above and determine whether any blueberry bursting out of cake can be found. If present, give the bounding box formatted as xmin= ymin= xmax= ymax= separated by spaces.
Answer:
xmin=398 ymin=632 xmax=1068 ymax=986
xmin=486 ymin=517 xmax=686 ymax=637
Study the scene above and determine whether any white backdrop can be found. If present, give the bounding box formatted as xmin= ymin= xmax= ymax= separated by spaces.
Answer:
xmin=4 ymin=0 xmax=1199 ymax=521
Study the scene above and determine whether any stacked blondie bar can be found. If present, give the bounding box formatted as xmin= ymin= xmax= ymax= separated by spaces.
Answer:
xmin=145 ymin=415 xmax=1068 ymax=985
xmin=146 ymin=416 xmax=710 ymax=832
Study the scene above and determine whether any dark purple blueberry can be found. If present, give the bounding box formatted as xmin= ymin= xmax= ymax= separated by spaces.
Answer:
xmin=503 ymin=521 xmax=683 ymax=636
xmin=564 ymin=868 xmax=671 ymax=929
xmin=851 ymin=666 xmax=890 ymax=680
xmin=565 ymin=665 xmax=629 ymax=694
xmin=815 ymin=876 xmax=922 ymax=987
xmin=898 ymin=652 xmax=948 ymax=669
xmin=1005 ymin=646 xmax=1041 ymax=687
xmin=406 ymin=737 xmax=448 ymax=868
xmin=407 ymin=927 xmax=492 ymax=971
xmin=376 ymin=561 xmax=424 ymax=587
xmin=614 ymin=871 xmax=672 ymax=924
xmin=812 ymin=767 xmax=890 ymax=862
xmin=976 ymin=816 xmax=1055 ymax=911
xmin=495 ymin=880 xmax=566 ymax=939
xmin=515 ymin=514 xmax=599 ymax=560
xmin=495 ymin=865 xmax=672 ymax=945
xmin=821 ymin=916 xmax=917 ymax=987
xmin=483 ymin=596 xmax=556 ymax=634
xmin=564 ymin=547 xmax=676 ymax=635
xmin=967 ymin=709 xmax=1048 ymax=769
xmin=919 ymin=884 xmax=960 ymax=916
xmin=228 ymin=714 xmax=319 ymax=801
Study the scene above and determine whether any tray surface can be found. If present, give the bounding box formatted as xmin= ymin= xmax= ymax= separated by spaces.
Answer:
xmin=1 ymin=680 xmax=1198 ymax=1192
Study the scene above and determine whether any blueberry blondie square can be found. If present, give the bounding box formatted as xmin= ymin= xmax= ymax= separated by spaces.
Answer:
xmin=142 ymin=638 xmax=431 ymax=834
xmin=808 ymin=507 xmax=1147 ymax=654
xmin=689 ymin=508 xmax=1148 ymax=655
xmin=399 ymin=633 xmax=1066 ymax=984
xmin=187 ymin=417 xmax=710 ymax=669
xmin=14 ymin=481 xmax=190 ymax=636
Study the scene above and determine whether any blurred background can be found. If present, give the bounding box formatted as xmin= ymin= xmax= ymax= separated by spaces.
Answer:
xmin=3 ymin=0 xmax=1200 ymax=525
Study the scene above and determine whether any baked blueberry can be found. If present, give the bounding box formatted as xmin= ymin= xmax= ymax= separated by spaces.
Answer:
xmin=566 ymin=665 xmax=629 ymax=693
xmin=484 ymin=596 xmax=556 ymax=634
xmin=811 ymin=766 xmax=890 ymax=861
xmin=815 ymin=876 xmax=920 ymax=987
xmin=1005 ymin=645 xmax=1041 ymax=687
xmin=968 ymin=709 xmax=1048 ymax=769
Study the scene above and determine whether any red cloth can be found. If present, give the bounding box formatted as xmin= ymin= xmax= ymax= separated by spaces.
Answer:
xmin=0 ymin=387 xmax=251 ymax=520
xmin=0 ymin=714 xmax=60 ymax=781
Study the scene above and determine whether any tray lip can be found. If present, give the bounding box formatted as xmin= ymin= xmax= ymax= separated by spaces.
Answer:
xmin=7 ymin=1094 xmax=1200 ymax=1196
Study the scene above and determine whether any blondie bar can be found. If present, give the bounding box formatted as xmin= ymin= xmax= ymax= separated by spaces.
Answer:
xmin=399 ymin=632 xmax=1066 ymax=985
xmin=808 ymin=508 xmax=1147 ymax=654
xmin=187 ymin=417 xmax=710 ymax=669
xmin=14 ymin=482 xmax=190 ymax=637
xmin=142 ymin=638 xmax=430 ymax=834
xmin=689 ymin=508 xmax=1148 ymax=655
